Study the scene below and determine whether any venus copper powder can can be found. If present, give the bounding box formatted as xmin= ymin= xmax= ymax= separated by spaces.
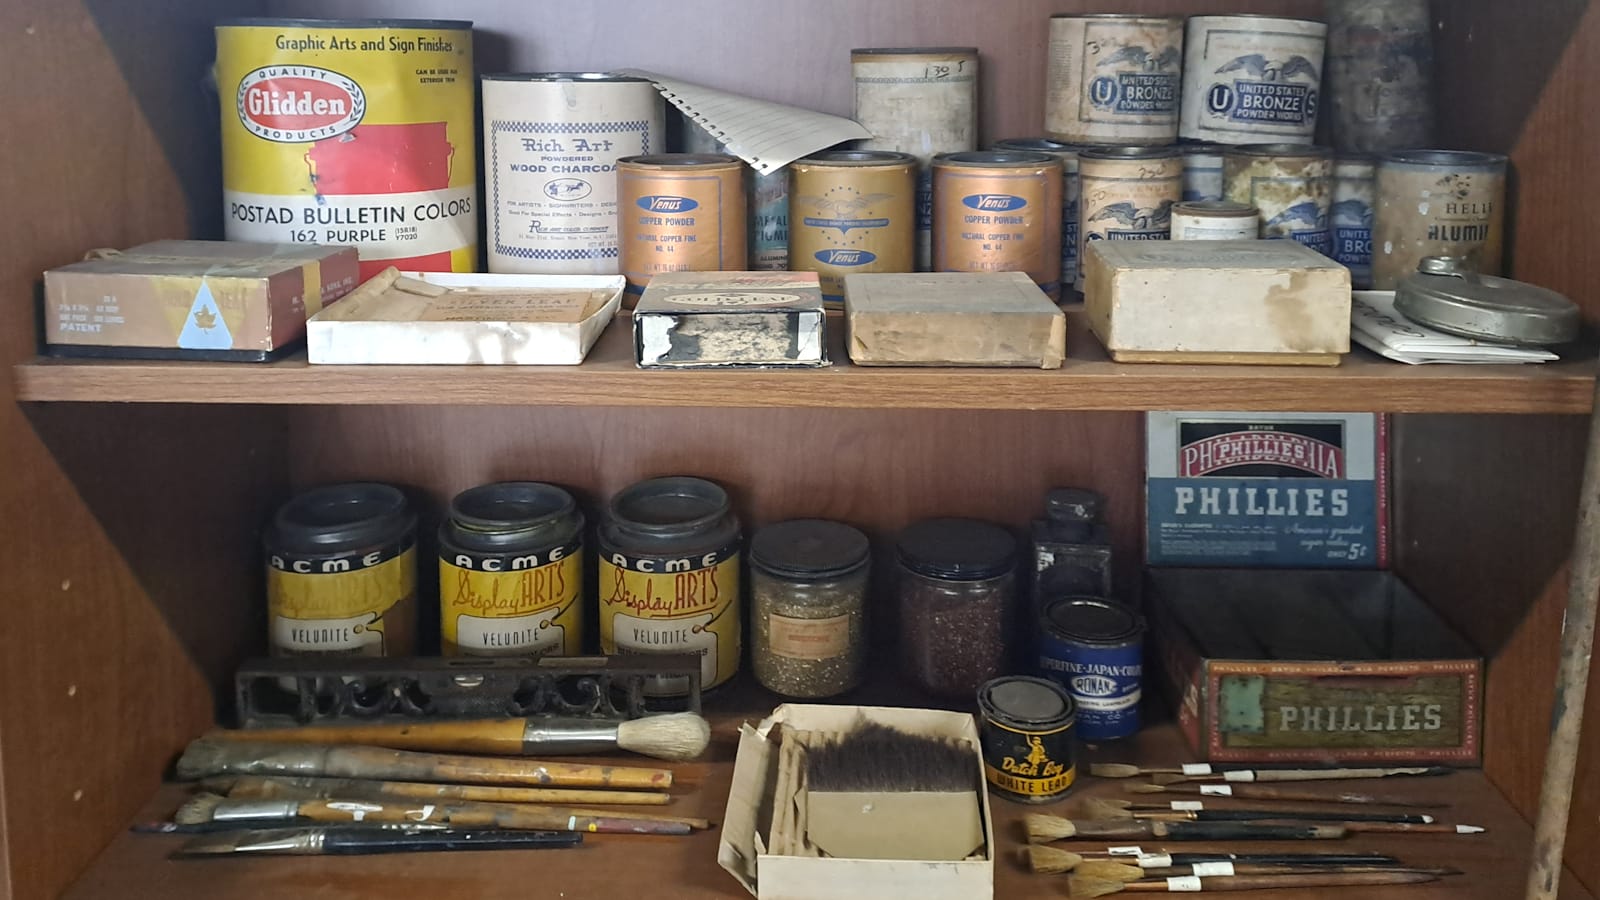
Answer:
xmin=1077 ymin=146 xmax=1181 ymax=290
xmin=1181 ymin=143 xmax=1227 ymax=202
xmin=1332 ymin=155 xmax=1377 ymax=288
xmin=1180 ymin=15 xmax=1327 ymax=145
xmin=1044 ymin=14 xmax=1183 ymax=146
xmin=1037 ymin=596 xmax=1145 ymax=741
xmin=788 ymin=151 xmax=916 ymax=304
xmin=1170 ymin=200 xmax=1259 ymax=240
xmin=932 ymin=151 xmax=1063 ymax=300
xmin=977 ymin=676 xmax=1077 ymax=802
xmin=438 ymin=482 xmax=585 ymax=658
xmin=994 ymin=139 xmax=1082 ymax=292
xmin=616 ymin=154 xmax=747 ymax=296
xmin=217 ymin=19 xmax=477 ymax=281
xmin=1225 ymin=143 xmax=1333 ymax=255
xmin=1373 ymin=150 xmax=1506 ymax=290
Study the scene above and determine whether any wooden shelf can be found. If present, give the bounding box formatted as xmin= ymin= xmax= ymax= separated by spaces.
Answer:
xmin=15 ymin=312 xmax=1597 ymax=413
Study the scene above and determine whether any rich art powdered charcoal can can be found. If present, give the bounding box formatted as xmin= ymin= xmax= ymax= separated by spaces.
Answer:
xmin=1181 ymin=143 xmax=1227 ymax=202
xmin=616 ymin=154 xmax=747 ymax=296
xmin=1180 ymin=15 xmax=1328 ymax=145
xmin=438 ymin=482 xmax=585 ymax=658
xmin=788 ymin=151 xmax=916 ymax=304
xmin=1170 ymin=200 xmax=1260 ymax=241
xmin=217 ymin=19 xmax=477 ymax=281
xmin=852 ymin=47 xmax=980 ymax=271
xmin=1332 ymin=155 xmax=1377 ymax=288
xmin=597 ymin=477 xmax=742 ymax=697
xmin=994 ymin=139 xmax=1082 ymax=292
xmin=265 ymin=483 xmax=417 ymax=658
xmin=1225 ymin=144 xmax=1334 ymax=255
xmin=1324 ymin=0 xmax=1435 ymax=154
xmin=1037 ymin=596 xmax=1145 ymax=741
xmin=1373 ymin=150 xmax=1506 ymax=290
xmin=931 ymin=151 xmax=1063 ymax=300
xmin=1076 ymin=146 xmax=1181 ymax=290
xmin=482 ymin=74 xmax=663 ymax=275
xmin=682 ymin=121 xmax=790 ymax=271
xmin=977 ymin=676 xmax=1078 ymax=803
xmin=1045 ymin=14 xmax=1183 ymax=146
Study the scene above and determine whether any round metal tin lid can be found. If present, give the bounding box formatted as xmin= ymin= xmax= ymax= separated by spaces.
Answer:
xmin=1174 ymin=200 xmax=1259 ymax=218
xmin=1079 ymin=146 xmax=1181 ymax=161
xmin=1179 ymin=142 xmax=1227 ymax=154
xmin=896 ymin=518 xmax=1016 ymax=581
xmin=482 ymin=72 xmax=653 ymax=83
xmin=609 ymin=476 xmax=730 ymax=536
xmin=993 ymin=138 xmax=1077 ymax=153
xmin=934 ymin=150 xmax=1057 ymax=168
xmin=1380 ymin=149 xmax=1508 ymax=169
xmin=1228 ymin=143 xmax=1332 ymax=159
xmin=979 ymin=676 xmax=1075 ymax=726
xmin=796 ymin=150 xmax=918 ymax=167
xmin=272 ymin=483 xmax=412 ymax=553
xmin=1044 ymin=596 xmax=1145 ymax=644
xmin=1395 ymin=257 xmax=1580 ymax=346
xmin=449 ymin=482 xmax=577 ymax=533
xmin=751 ymin=519 xmax=870 ymax=580
xmin=616 ymin=153 xmax=740 ymax=168
xmin=851 ymin=46 xmax=978 ymax=56
xmin=1049 ymin=13 xmax=1181 ymax=21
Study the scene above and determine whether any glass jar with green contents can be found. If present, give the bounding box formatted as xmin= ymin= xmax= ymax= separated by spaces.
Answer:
xmin=750 ymin=519 xmax=871 ymax=698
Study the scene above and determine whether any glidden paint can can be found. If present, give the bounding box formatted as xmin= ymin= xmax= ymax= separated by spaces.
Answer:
xmin=1373 ymin=150 xmax=1506 ymax=290
xmin=1077 ymin=146 xmax=1181 ymax=291
xmin=932 ymin=151 xmax=1063 ymax=300
xmin=788 ymin=151 xmax=916 ymax=304
xmin=1038 ymin=596 xmax=1145 ymax=742
xmin=1180 ymin=143 xmax=1226 ymax=202
xmin=1225 ymin=144 xmax=1333 ymax=255
xmin=683 ymin=121 xmax=789 ymax=271
xmin=1170 ymin=200 xmax=1259 ymax=241
xmin=995 ymin=139 xmax=1081 ymax=293
xmin=1332 ymin=155 xmax=1377 ymax=288
xmin=1044 ymin=14 xmax=1183 ymax=146
xmin=482 ymin=74 xmax=663 ymax=275
xmin=1325 ymin=0 xmax=1435 ymax=154
xmin=616 ymin=154 xmax=747 ymax=296
xmin=1180 ymin=15 xmax=1327 ymax=145
xmin=977 ymin=676 xmax=1077 ymax=803
xmin=217 ymin=19 xmax=477 ymax=281
xmin=852 ymin=47 xmax=980 ymax=271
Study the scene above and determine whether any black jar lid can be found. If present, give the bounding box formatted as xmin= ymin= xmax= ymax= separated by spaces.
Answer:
xmin=271 ymin=483 xmax=412 ymax=554
xmin=450 ymin=482 xmax=577 ymax=534
xmin=897 ymin=518 xmax=1016 ymax=581
xmin=1046 ymin=488 xmax=1102 ymax=523
xmin=751 ymin=519 xmax=870 ymax=580
xmin=1043 ymin=596 xmax=1145 ymax=645
xmin=978 ymin=676 xmax=1076 ymax=728
xmin=609 ymin=476 xmax=730 ymax=537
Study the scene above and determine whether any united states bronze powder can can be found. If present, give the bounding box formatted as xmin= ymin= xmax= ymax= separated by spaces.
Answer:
xmin=1045 ymin=14 xmax=1183 ymax=146
xmin=1076 ymin=146 xmax=1181 ymax=291
xmin=931 ymin=150 xmax=1063 ymax=300
xmin=1225 ymin=143 xmax=1334 ymax=256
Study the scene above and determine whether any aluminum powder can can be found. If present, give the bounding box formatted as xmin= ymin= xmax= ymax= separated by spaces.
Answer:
xmin=1325 ymin=0 xmax=1435 ymax=154
xmin=482 ymin=74 xmax=663 ymax=275
xmin=931 ymin=151 xmax=1063 ymax=300
xmin=788 ymin=151 xmax=916 ymax=304
xmin=1045 ymin=14 xmax=1183 ymax=146
xmin=977 ymin=676 xmax=1077 ymax=803
xmin=994 ymin=138 xmax=1081 ymax=293
xmin=1180 ymin=142 xmax=1227 ymax=201
xmin=616 ymin=154 xmax=747 ymax=296
xmin=217 ymin=18 xmax=477 ymax=281
xmin=1180 ymin=15 xmax=1328 ymax=144
xmin=1170 ymin=200 xmax=1259 ymax=241
xmin=1332 ymin=155 xmax=1377 ymax=288
xmin=1373 ymin=150 xmax=1506 ymax=290
xmin=1077 ymin=146 xmax=1181 ymax=291
xmin=1037 ymin=596 xmax=1145 ymax=742
xmin=682 ymin=120 xmax=790 ymax=271
xmin=1225 ymin=143 xmax=1334 ymax=255
xmin=852 ymin=47 xmax=980 ymax=271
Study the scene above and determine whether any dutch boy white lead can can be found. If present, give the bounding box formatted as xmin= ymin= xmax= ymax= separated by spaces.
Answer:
xmin=1180 ymin=15 xmax=1327 ymax=145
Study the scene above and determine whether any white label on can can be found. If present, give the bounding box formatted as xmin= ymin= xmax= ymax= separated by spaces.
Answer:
xmin=1171 ymin=215 xmax=1259 ymax=241
xmin=453 ymin=612 xmax=564 ymax=656
xmin=606 ymin=610 xmax=718 ymax=696
xmin=270 ymin=612 xmax=383 ymax=654
xmin=225 ymin=187 xmax=477 ymax=262
xmin=1167 ymin=876 xmax=1204 ymax=891
xmin=1180 ymin=17 xmax=1326 ymax=142
xmin=1191 ymin=862 xmax=1236 ymax=877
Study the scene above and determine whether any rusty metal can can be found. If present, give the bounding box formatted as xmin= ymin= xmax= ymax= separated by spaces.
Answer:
xmin=1225 ymin=143 xmax=1333 ymax=255
xmin=1332 ymin=155 xmax=1377 ymax=288
xmin=1373 ymin=150 xmax=1506 ymax=290
xmin=616 ymin=154 xmax=747 ymax=296
xmin=1170 ymin=200 xmax=1259 ymax=241
xmin=994 ymin=138 xmax=1081 ymax=292
xmin=852 ymin=47 xmax=980 ymax=271
xmin=789 ymin=151 xmax=916 ymax=304
xmin=1077 ymin=146 xmax=1182 ymax=290
xmin=1325 ymin=0 xmax=1435 ymax=154
xmin=931 ymin=151 xmax=1063 ymax=300
xmin=682 ymin=120 xmax=789 ymax=271
xmin=1180 ymin=142 xmax=1226 ymax=201
xmin=1180 ymin=15 xmax=1327 ymax=144
xmin=1044 ymin=15 xmax=1183 ymax=146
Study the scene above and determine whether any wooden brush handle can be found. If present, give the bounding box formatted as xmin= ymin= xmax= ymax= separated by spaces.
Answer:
xmin=227 ymin=775 xmax=672 ymax=806
xmin=1171 ymin=783 xmax=1429 ymax=805
xmin=1146 ymin=864 xmax=1432 ymax=877
xmin=1249 ymin=767 xmax=1433 ymax=783
xmin=211 ymin=721 xmax=534 ymax=755
xmin=1343 ymin=822 xmax=1478 ymax=834
xmin=298 ymin=799 xmax=690 ymax=835
xmin=1122 ymin=871 xmax=1436 ymax=891
xmin=1151 ymin=821 xmax=1346 ymax=841
xmin=216 ymin=742 xmax=672 ymax=790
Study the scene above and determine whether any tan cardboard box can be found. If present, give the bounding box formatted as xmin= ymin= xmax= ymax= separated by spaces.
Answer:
xmin=843 ymin=272 xmax=1066 ymax=369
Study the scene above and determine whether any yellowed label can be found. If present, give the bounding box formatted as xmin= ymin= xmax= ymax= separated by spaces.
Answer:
xmin=267 ymin=543 xmax=415 ymax=656
xmin=769 ymin=613 xmax=851 ymax=660
xmin=439 ymin=539 xmax=583 ymax=657
xmin=983 ymin=721 xmax=1076 ymax=798
xmin=598 ymin=545 xmax=741 ymax=694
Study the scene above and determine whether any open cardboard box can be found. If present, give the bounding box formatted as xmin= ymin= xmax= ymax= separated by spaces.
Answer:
xmin=717 ymin=704 xmax=995 ymax=900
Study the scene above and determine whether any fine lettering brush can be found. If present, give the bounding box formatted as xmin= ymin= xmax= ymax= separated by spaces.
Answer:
xmin=1068 ymin=861 xmax=1460 ymax=884
xmin=174 ymin=826 xmax=582 ymax=857
xmin=1126 ymin=781 xmax=1444 ymax=808
xmin=1085 ymin=799 xmax=1486 ymax=835
xmin=1149 ymin=766 xmax=1452 ymax=785
xmin=1021 ymin=848 xmax=1405 ymax=878
xmin=134 ymin=820 xmax=449 ymax=835
xmin=1067 ymin=870 xmax=1440 ymax=898
xmin=176 ymin=739 xmax=674 ymax=790
xmin=1023 ymin=813 xmax=1347 ymax=844
xmin=174 ymin=792 xmax=692 ymax=836
xmin=202 ymin=774 xmax=674 ymax=807
xmin=1087 ymin=797 xmax=1435 ymax=824
xmin=206 ymin=712 xmax=711 ymax=762
xmin=1072 ymin=850 xmax=1403 ymax=867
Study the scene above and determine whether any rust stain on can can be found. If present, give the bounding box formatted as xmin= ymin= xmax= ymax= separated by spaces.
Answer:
xmin=616 ymin=154 xmax=747 ymax=296
xmin=1225 ymin=144 xmax=1333 ymax=255
xmin=789 ymin=151 xmax=916 ymax=304
xmin=932 ymin=151 xmax=1063 ymax=300
xmin=1045 ymin=14 xmax=1183 ymax=146
xmin=1077 ymin=146 xmax=1181 ymax=291
xmin=1373 ymin=150 xmax=1505 ymax=290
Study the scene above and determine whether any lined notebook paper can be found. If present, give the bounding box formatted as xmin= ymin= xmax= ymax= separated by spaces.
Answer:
xmin=617 ymin=68 xmax=872 ymax=173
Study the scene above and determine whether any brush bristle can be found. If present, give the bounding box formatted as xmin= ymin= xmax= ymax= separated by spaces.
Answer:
xmin=175 ymin=739 xmax=233 ymax=780
xmin=1082 ymin=797 xmax=1135 ymax=820
xmin=1127 ymin=783 xmax=1166 ymax=794
xmin=616 ymin=713 xmax=712 ymax=762
xmin=1067 ymin=875 xmax=1127 ymax=899
xmin=172 ymin=792 xmax=226 ymax=825
xmin=1074 ymin=861 xmax=1145 ymax=883
xmin=808 ymin=722 xmax=972 ymax=793
xmin=1025 ymin=813 xmax=1077 ymax=843
xmin=1024 ymin=844 xmax=1083 ymax=874
xmin=1088 ymin=763 xmax=1143 ymax=779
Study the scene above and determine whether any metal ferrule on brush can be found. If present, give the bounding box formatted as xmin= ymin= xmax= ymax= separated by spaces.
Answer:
xmin=210 ymin=800 xmax=302 ymax=822
xmin=232 ymin=829 xmax=327 ymax=854
xmin=520 ymin=720 xmax=622 ymax=755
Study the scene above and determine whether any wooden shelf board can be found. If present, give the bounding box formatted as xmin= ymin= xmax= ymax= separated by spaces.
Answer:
xmin=16 ymin=312 xmax=1597 ymax=413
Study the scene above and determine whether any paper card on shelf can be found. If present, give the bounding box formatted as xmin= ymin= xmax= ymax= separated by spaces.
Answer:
xmin=616 ymin=69 xmax=871 ymax=173
xmin=1351 ymin=291 xmax=1556 ymax=364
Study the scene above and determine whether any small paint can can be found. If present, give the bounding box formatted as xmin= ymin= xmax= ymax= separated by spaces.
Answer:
xmin=1373 ymin=150 xmax=1506 ymax=289
xmin=1180 ymin=142 xmax=1227 ymax=202
xmin=977 ymin=676 xmax=1078 ymax=803
xmin=616 ymin=154 xmax=747 ymax=296
xmin=1180 ymin=15 xmax=1328 ymax=144
xmin=931 ymin=151 xmax=1063 ymax=300
xmin=265 ymin=483 xmax=417 ymax=658
xmin=216 ymin=18 xmax=477 ymax=281
xmin=788 ymin=151 xmax=917 ymax=304
xmin=1044 ymin=14 xmax=1183 ymax=146
xmin=1170 ymin=200 xmax=1260 ymax=241
xmin=438 ymin=482 xmax=585 ymax=658
xmin=482 ymin=74 xmax=663 ymax=275
xmin=852 ymin=47 xmax=980 ymax=271
xmin=1325 ymin=0 xmax=1435 ymax=154
xmin=994 ymin=138 xmax=1081 ymax=293
xmin=1077 ymin=146 xmax=1182 ymax=290
xmin=682 ymin=120 xmax=790 ymax=271
xmin=1332 ymin=155 xmax=1377 ymax=288
xmin=1224 ymin=143 xmax=1333 ymax=255
xmin=1038 ymin=596 xmax=1146 ymax=741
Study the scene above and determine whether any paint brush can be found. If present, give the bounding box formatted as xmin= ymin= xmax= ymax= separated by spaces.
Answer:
xmin=1069 ymin=861 xmax=1459 ymax=882
xmin=1149 ymin=766 xmax=1452 ymax=785
xmin=174 ymin=826 xmax=582 ymax=857
xmin=1091 ymin=764 xmax=1256 ymax=779
xmin=174 ymin=792 xmax=693 ymax=835
xmin=1126 ymin=781 xmax=1443 ymax=808
xmin=134 ymin=820 xmax=449 ymax=835
xmin=1086 ymin=797 xmax=1435 ymax=824
xmin=1074 ymin=851 xmax=1403 ymax=868
xmin=207 ymin=712 xmax=711 ymax=762
xmin=175 ymin=739 xmax=673 ymax=790
xmin=1066 ymin=870 xmax=1439 ymax=897
xmin=1023 ymin=813 xmax=1347 ymax=844
xmin=205 ymin=774 xmax=676 ymax=809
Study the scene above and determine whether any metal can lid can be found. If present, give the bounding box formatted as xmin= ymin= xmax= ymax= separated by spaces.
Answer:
xmin=1050 ymin=13 xmax=1181 ymax=22
xmin=271 ymin=483 xmax=413 ymax=554
xmin=1045 ymin=488 xmax=1103 ymax=523
xmin=609 ymin=476 xmax=731 ymax=537
xmin=851 ymin=46 xmax=978 ymax=56
xmin=897 ymin=518 xmax=1016 ymax=581
xmin=219 ymin=17 xmax=473 ymax=28
xmin=934 ymin=150 xmax=1058 ymax=169
xmin=1044 ymin=596 xmax=1146 ymax=644
xmin=448 ymin=482 xmax=578 ymax=534
xmin=1079 ymin=146 xmax=1182 ymax=161
xmin=1380 ymin=149 xmax=1508 ymax=170
xmin=617 ymin=153 xmax=741 ymax=169
xmin=1228 ymin=143 xmax=1333 ymax=160
xmin=1394 ymin=257 xmax=1580 ymax=346
xmin=795 ymin=150 xmax=918 ymax=167
xmin=994 ymin=138 xmax=1076 ymax=153
xmin=751 ymin=519 xmax=870 ymax=581
xmin=978 ymin=676 xmax=1076 ymax=728
xmin=1173 ymin=200 xmax=1259 ymax=218
xmin=483 ymin=72 xmax=654 ymax=83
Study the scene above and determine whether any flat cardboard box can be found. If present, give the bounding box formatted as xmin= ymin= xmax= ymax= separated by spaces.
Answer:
xmin=843 ymin=272 xmax=1065 ymax=369
xmin=633 ymin=271 xmax=828 ymax=368
xmin=306 ymin=270 xmax=624 ymax=365
xmin=1084 ymin=240 xmax=1351 ymax=366
xmin=43 ymin=240 xmax=358 ymax=361
xmin=718 ymin=704 xmax=994 ymax=900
